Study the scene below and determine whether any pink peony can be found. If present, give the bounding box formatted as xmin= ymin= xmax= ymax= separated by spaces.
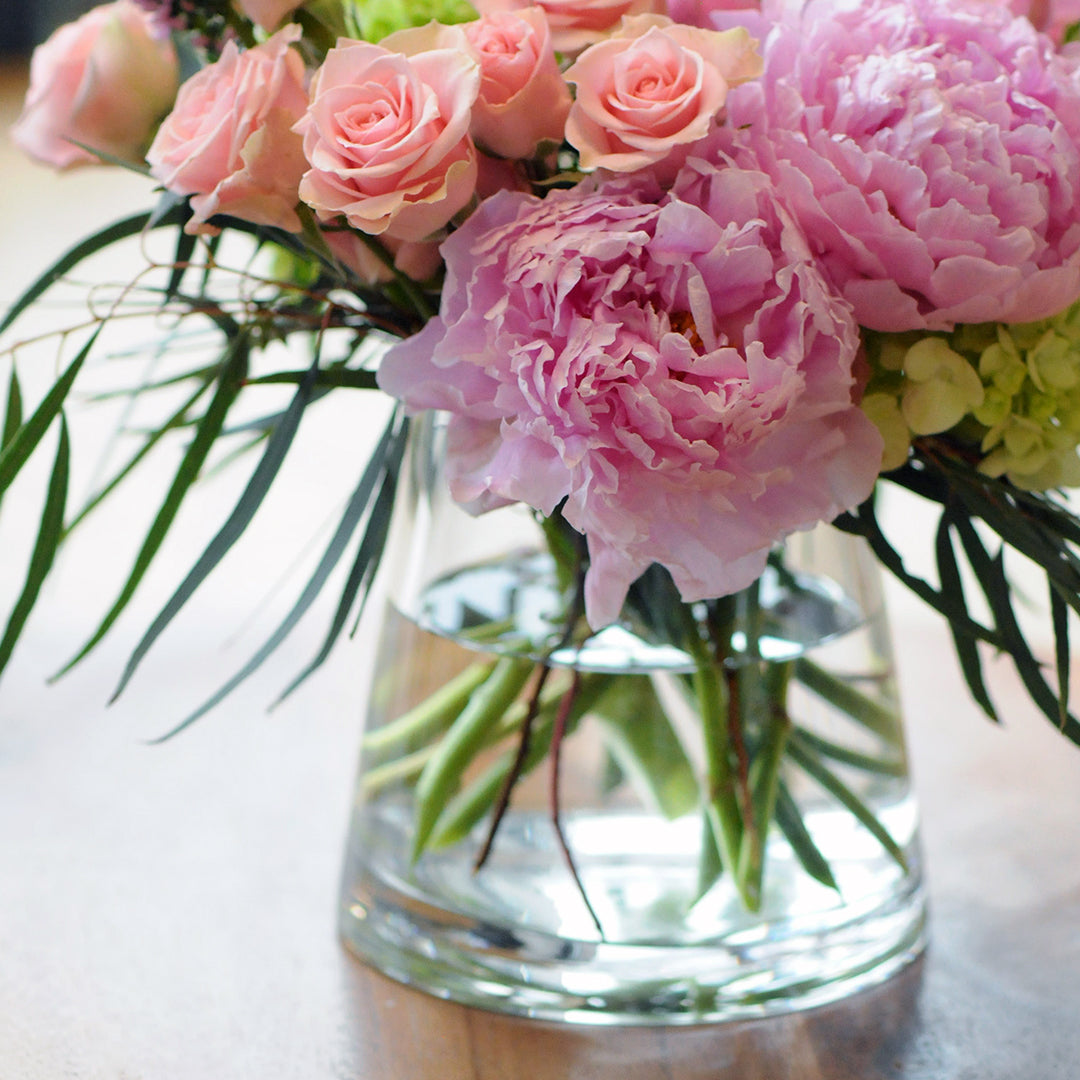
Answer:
xmin=472 ymin=0 xmax=665 ymax=54
xmin=295 ymin=26 xmax=480 ymax=242
xmin=724 ymin=0 xmax=1080 ymax=331
xmin=565 ymin=15 xmax=760 ymax=172
xmin=147 ymin=26 xmax=309 ymax=235
xmin=378 ymin=159 xmax=881 ymax=628
xmin=464 ymin=8 xmax=572 ymax=159
xmin=235 ymin=0 xmax=304 ymax=29
xmin=12 ymin=0 xmax=179 ymax=170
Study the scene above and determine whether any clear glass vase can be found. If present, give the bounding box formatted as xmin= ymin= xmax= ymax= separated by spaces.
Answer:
xmin=339 ymin=413 xmax=927 ymax=1024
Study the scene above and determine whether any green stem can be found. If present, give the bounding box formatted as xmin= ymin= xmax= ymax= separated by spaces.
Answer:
xmin=680 ymin=607 xmax=749 ymax=909
xmin=361 ymin=660 xmax=496 ymax=756
xmin=737 ymin=661 xmax=794 ymax=907
xmin=411 ymin=658 xmax=534 ymax=860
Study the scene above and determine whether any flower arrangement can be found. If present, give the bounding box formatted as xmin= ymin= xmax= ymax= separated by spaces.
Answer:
xmin=5 ymin=0 xmax=1080 ymax=1013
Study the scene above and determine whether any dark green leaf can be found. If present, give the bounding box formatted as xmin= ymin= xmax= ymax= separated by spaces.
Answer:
xmin=65 ymin=378 xmax=212 ymax=535
xmin=55 ymin=331 xmax=250 ymax=679
xmin=272 ymin=415 xmax=407 ymax=706
xmin=110 ymin=355 xmax=321 ymax=702
xmin=0 ymin=367 xmax=22 ymax=518
xmin=950 ymin=515 xmax=1080 ymax=745
xmin=0 ymin=416 xmax=69 ymax=680
xmin=0 ymin=211 xmax=184 ymax=337
xmin=1050 ymin=581 xmax=1071 ymax=732
xmin=935 ymin=510 xmax=997 ymax=721
xmin=165 ymin=228 xmax=199 ymax=306
xmin=0 ymin=331 xmax=95 ymax=496
xmin=787 ymin=734 xmax=908 ymax=872
xmin=148 ymin=409 xmax=406 ymax=740
xmin=836 ymin=500 xmax=1001 ymax=647
xmin=774 ymin=781 xmax=838 ymax=892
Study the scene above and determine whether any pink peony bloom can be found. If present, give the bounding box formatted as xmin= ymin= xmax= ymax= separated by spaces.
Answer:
xmin=472 ymin=0 xmax=665 ymax=54
xmin=147 ymin=26 xmax=309 ymax=236
xmin=12 ymin=0 xmax=179 ymax=170
xmin=235 ymin=0 xmax=304 ymax=29
xmin=295 ymin=26 xmax=480 ymax=243
xmin=565 ymin=15 xmax=761 ymax=172
xmin=378 ymin=160 xmax=881 ymax=627
xmin=464 ymin=8 xmax=572 ymax=159
xmin=724 ymin=0 xmax=1080 ymax=331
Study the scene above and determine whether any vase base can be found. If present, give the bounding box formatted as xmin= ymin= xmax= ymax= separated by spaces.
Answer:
xmin=338 ymin=804 xmax=927 ymax=1025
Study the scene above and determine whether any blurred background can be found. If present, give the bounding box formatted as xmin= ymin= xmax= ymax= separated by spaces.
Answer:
xmin=0 ymin=0 xmax=96 ymax=53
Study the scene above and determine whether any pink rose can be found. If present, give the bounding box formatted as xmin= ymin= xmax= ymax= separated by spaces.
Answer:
xmin=235 ymin=0 xmax=304 ymax=30
xmin=12 ymin=1 xmax=179 ymax=170
xmin=565 ymin=15 xmax=761 ymax=172
xmin=295 ymin=26 xmax=480 ymax=243
xmin=463 ymin=8 xmax=571 ymax=158
xmin=472 ymin=0 xmax=665 ymax=54
xmin=147 ymin=26 xmax=309 ymax=236
xmin=378 ymin=163 xmax=881 ymax=628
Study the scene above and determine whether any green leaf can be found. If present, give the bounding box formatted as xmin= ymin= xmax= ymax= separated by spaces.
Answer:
xmin=272 ymin=420 xmax=406 ymax=706
xmin=1050 ymin=581 xmax=1071 ymax=732
xmin=164 ymin=228 xmax=199 ymax=306
xmin=790 ymin=726 xmax=906 ymax=777
xmin=935 ymin=510 xmax=997 ymax=721
xmin=774 ymin=781 xmax=838 ymax=892
xmin=245 ymin=368 xmax=380 ymax=391
xmin=794 ymin=656 xmax=903 ymax=744
xmin=787 ymin=732 xmax=909 ymax=872
xmin=0 ymin=331 xmax=95 ymax=497
xmin=0 ymin=367 xmax=22 ymax=518
xmin=54 ymin=331 xmax=250 ymax=680
xmin=0 ymin=416 xmax=69 ymax=681
xmin=110 ymin=355 xmax=321 ymax=702
xmin=65 ymin=378 xmax=212 ymax=536
xmin=0 ymin=211 xmax=184 ymax=338
xmin=835 ymin=499 xmax=1001 ymax=648
xmin=952 ymin=514 xmax=1080 ymax=744
xmin=147 ymin=409 xmax=407 ymax=740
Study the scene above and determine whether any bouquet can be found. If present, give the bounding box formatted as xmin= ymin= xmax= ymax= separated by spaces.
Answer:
xmin=5 ymin=0 xmax=1080 ymax=972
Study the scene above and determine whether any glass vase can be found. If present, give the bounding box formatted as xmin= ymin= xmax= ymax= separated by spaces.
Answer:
xmin=338 ymin=413 xmax=926 ymax=1024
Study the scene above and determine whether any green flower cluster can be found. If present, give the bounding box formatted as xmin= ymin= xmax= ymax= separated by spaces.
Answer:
xmin=862 ymin=301 xmax=1080 ymax=489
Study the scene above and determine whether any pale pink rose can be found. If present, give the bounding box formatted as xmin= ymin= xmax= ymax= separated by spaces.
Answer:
xmin=295 ymin=27 xmax=480 ymax=242
xmin=565 ymin=15 xmax=760 ymax=172
xmin=147 ymin=26 xmax=309 ymax=236
xmin=12 ymin=1 xmax=179 ymax=170
xmin=463 ymin=8 xmax=571 ymax=158
xmin=235 ymin=0 xmax=304 ymax=30
xmin=472 ymin=0 xmax=664 ymax=54
xmin=324 ymin=228 xmax=442 ymax=285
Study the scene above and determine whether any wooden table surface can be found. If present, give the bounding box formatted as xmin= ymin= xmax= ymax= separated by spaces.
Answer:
xmin=1 ymin=60 xmax=1079 ymax=1080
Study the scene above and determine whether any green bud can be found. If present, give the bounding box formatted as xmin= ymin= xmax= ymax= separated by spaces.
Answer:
xmin=972 ymin=385 xmax=1012 ymax=428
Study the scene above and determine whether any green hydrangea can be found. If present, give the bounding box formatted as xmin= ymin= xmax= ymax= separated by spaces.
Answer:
xmin=350 ymin=0 xmax=478 ymax=41
xmin=861 ymin=300 xmax=1080 ymax=488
